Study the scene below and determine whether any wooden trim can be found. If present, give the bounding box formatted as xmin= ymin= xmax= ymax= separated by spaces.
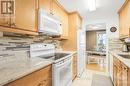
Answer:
xmin=118 ymin=0 xmax=129 ymax=13
xmin=54 ymin=0 xmax=82 ymax=20
xmin=0 ymin=25 xmax=37 ymax=32
xmin=119 ymin=35 xmax=130 ymax=39
xmin=69 ymin=11 xmax=82 ymax=20
xmin=47 ymin=37 xmax=68 ymax=40
xmin=128 ymin=68 xmax=130 ymax=86
xmin=0 ymin=26 xmax=38 ymax=35
xmin=53 ymin=0 xmax=68 ymax=14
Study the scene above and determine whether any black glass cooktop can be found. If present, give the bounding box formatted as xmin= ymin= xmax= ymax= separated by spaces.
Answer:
xmin=54 ymin=53 xmax=70 ymax=60
xmin=39 ymin=53 xmax=70 ymax=60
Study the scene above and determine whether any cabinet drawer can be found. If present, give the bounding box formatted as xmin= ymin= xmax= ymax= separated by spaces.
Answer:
xmin=5 ymin=65 xmax=52 ymax=86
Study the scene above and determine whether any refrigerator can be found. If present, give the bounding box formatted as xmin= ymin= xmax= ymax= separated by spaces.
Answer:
xmin=77 ymin=29 xmax=86 ymax=77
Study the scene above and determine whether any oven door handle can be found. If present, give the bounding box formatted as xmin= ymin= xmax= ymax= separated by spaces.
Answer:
xmin=53 ymin=57 xmax=72 ymax=68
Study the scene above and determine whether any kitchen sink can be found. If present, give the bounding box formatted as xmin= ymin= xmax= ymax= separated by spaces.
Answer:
xmin=118 ymin=54 xmax=130 ymax=59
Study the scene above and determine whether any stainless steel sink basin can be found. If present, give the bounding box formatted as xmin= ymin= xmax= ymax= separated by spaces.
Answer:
xmin=118 ymin=54 xmax=130 ymax=59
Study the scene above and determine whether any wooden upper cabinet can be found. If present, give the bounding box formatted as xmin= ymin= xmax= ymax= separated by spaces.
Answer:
xmin=53 ymin=0 xmax=69 ymax=38
xmin=39 ymin=0 xmax=52 ymax=14
xmin=38 ymin=0 xmax=69 ymax=39
xmin=72 ymin=53 xmax=77 ymax=80
xmin=119 ymin=0 xmax=130 ymax=38
xmin=14 ymin=0 xmax=37 ymax=32
xmin=76 ymin=14 xmax=82 ymax=29
xmin=0 ymin=0 xmax=38 ymax=35
xmin=0 ymin=15 xmax=11 ymax=27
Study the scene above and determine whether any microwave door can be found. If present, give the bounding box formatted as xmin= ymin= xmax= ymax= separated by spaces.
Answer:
xmin=39 ymin=11 xmax=62 ymax=35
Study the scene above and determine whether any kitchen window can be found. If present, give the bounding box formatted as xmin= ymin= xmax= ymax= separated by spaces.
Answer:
xmin=96 ymin=31 xmax=106 ymax=52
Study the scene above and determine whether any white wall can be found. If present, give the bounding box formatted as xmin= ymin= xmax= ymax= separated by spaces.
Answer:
xmin=85 ymin=14 xmax=119 ymax=38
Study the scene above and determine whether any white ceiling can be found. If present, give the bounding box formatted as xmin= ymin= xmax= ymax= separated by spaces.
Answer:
xmin=57 ymin=0 xmax=125 ymax=20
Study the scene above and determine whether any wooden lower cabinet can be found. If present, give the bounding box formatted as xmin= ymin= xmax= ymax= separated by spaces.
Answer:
xmin=72 ymin=53 xmax=77 ymax=80
xmin=113 ymin=57 xmax=122 ymax=86
xmin=121 ymin=63 xmax=128 ymax=86
xmin=5 ymin=65 xmax=52 ymax=86
xmin=113 ymin=57 xmax=130 ymax=86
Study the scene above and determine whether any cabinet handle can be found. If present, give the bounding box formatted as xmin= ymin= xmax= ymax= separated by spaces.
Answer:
xmin=38 ymin=79 xmax=47 ymax=86
xmin=123 ymin=67 xmax=128 ymax=71
xmin=50 ymin=12 xmax=54 ymax=15
xmin=37 ymin=83 xmax=42 ymax=86
xmin=6 ymin=21 xmax=11 ymax=27
xmin=11 ymin=23 xmax=16 ymax=27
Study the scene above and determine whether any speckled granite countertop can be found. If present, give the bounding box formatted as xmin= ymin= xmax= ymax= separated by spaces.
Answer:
xmin=0 ymin=56 xmax=53 ymax=86
xmin=109 ymin=50 xmax=130 ymax=68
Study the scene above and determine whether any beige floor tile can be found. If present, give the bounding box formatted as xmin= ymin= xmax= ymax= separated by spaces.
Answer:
xmin=72 ymin=70 xmax=108 ymax=86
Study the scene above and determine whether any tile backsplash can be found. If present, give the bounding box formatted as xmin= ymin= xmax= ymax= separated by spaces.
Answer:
xmin=0 ymin=32 xmax=62 ymax=68
xmin=0 ymin=32 xmax=62 ymax=53
xmin=108 ymin=38 xmax=123 ymax=51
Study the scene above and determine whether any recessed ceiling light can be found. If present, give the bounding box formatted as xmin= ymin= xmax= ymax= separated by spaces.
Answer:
xmin=88 ymin=0 xmax=96 ymax=11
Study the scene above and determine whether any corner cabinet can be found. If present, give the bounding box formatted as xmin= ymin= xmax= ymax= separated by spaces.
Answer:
xmin=5 ymin=65 xmax=52 ymax=86
xmin=119 ymin=0 xmax=130 ymax=39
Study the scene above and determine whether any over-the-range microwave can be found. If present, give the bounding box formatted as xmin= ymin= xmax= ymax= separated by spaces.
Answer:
xmin=38 ymin=9 xmax=62 ymax=36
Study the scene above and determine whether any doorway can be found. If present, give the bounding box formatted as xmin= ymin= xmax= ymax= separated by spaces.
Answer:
xmin=86 ymin=30 xmax=106 ymax=72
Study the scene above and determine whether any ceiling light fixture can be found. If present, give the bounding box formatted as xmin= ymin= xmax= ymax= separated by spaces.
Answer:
xmin=88 ymin=0 xmax=96 ymax=11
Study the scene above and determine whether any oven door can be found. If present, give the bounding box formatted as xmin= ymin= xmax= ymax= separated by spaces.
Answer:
xmin=52 ymin=57 xmax=72 ymax=86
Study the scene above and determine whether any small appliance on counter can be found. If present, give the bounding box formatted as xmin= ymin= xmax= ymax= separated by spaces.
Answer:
xmin=122 ymin=43 xmax=129 ymax=52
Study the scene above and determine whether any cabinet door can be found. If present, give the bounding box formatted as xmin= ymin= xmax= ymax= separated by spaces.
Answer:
xmin=119 ymin=9 xmax=127 ymax=37
xmin=0 ymin=1 xmax=13 ymax=27
xmin=14 ymin=0 xmax=37 ymax=32
xmin=119 ymin=0 xmax=130 ymax=38
xmin=61 ymin=10 xmax=68 ymax=38
xmin=113 ymin=57 xmax=122 ymax=86
xmin=117 ymin=67 xmax=122 ymax=86
xmin=72 ymin=53 xmax=77 ymax=80
xmin=121 ymin=64 xmax=128 ymax=86
xmin=126 ymin=0 xmax=130 ymax=34
xmin=113 ymin=65 xmax=122 ymax=86
xmin=113 ymin=64 xmax=118 ymax=86
xmin=39 ymin=0 xmax=52 ymax=14
xmin=53 ymin=1 xmax=68 ymax=38
xmin=76 ymin=15 xmax=82 ymax=29
xmin=0 ymin=15 xmax=11 ymax=27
